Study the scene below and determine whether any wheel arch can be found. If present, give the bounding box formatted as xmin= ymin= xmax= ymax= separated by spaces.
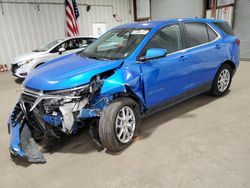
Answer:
xmin=221 ymin=60 xmax=236 ymax=74
xmin=115 ymin=88 xmax=145 ymax=114
xmin=34 ymin=62 xmax=45 ymax=69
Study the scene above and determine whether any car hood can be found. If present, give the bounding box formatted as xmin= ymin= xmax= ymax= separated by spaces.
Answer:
xmin=13 ymin=52 xmax=45 ymax=64
xmin=24 ymin=53 xmax=124 ymax=91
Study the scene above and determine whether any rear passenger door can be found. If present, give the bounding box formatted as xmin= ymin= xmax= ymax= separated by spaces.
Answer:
xmin=183 ymin=22 xmax=222 ymax=91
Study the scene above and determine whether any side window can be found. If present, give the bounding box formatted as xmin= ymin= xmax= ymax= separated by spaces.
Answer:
xmin=50 ymin=42 xmax=66 ymax=53
xmin=206 ymin=25 xmax=218 ymax=41
xmin=65 ymin=39 xmax=79 ymax=50
xmin=143 ymin=24 xmax=183 ymax=55
xmin=86 ymin=38 xmax=97 ymax=45
xmin=185 ymin=23 xmax=209 ymax=47
xmin=78 ymin=38 xmax=87 ymax=48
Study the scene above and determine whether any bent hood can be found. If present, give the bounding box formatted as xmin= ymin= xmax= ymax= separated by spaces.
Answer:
xmin=24 ymin=53 xmax=123 ymax=91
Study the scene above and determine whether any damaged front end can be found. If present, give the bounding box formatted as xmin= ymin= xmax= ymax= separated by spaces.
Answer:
xmin=8 ymin=76 xmax=111 ymax=163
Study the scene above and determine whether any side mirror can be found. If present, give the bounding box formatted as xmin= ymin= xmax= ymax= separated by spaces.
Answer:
xmin=58 ymin=47 xmax=66 ymax=54
xmin=140 ymin=48 xmax=167 ymax=61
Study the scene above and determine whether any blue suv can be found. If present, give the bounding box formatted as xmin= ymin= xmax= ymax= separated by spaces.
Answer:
xmin=8 ymin=18 xmax=240 ymax=163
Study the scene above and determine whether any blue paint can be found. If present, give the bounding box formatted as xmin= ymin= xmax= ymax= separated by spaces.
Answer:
xmin=21 ymin=18 xmax=239 ymax=110
xmin=79 ymin=109 xmax=100 ymax=118
xmin=144 ymin=48 xmax=167 ymax=60
xmin=113 ymin=18 xmax=225 ymax=30
xmin=43 ymin=114 xmax=62 ymax=127
xmin=9 ymin=18 xmax=240 ymax=161
xmin=79 ymin=95 xmax=114 ymax=118
xmin=9 ymin=119 xmax=24 ymax=157
xmin=23 ymin=54 xmax=123 ymax=91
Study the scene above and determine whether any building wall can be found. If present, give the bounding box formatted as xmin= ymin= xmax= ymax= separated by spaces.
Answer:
xmin=234 ymin=0 xmax=250 ymax=59
xmin=151 ymin=0 xmax=204 ymax=20
xmin=0 ymin=0 xmax=133 ymax=66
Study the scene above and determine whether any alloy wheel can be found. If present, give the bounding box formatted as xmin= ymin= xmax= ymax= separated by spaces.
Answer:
xmin=217 ymin=69 xmax=230 ymax=92
xmin=115 ymin=106 xmax=136 ymax=144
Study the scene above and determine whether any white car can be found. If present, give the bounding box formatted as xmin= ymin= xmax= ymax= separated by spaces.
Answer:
xmin=11 ymin=36 xmax=97 ymax=78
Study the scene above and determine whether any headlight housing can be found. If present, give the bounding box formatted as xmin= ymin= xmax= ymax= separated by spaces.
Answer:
xmin=17 ymin=59 xmax=33 ymax=66
xmin=21 ymin=85 xmax=90 ymax=112
xmin=44 ymin=84 xmax=90 ymax=97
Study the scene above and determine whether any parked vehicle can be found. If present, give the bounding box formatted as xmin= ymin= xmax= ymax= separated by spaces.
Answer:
xmin=8 ymin=18 xmax=240 ymax=163
xmin=11 ymin=36 xmax=97 ymax=78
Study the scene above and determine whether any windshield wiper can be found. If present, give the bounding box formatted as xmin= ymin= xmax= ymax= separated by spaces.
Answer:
xmin=88 ymin=56 xmax=110 ymax=61
xmin=80 ymin=52 xmax=113 ymax=61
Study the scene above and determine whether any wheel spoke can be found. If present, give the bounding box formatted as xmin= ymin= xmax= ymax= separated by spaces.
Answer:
xmin=116 ymin=123 xmax=122 ymax=128
xmin=115 ymin=105 xmax=136 ymax=144
xmin=122 ymin=129 xmax=127 ymax=141
xmin=126 ymin=125 xmax=132 ymax=132
xmin=125 ymin=130 xmax=130 ymax=139
xmin=217 ymin=69 xmax=230 ymax=92
xmin=118 ymin=128 xmax=123 ymax=138
xmin=117 ymin=116 xmax=123 ymax=121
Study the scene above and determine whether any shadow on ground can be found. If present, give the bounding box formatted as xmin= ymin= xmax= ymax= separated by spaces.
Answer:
xmin=14 ymin=78 xmax=24 ymax=84
xmin=138 ymin=93 xmax=220 ymax=139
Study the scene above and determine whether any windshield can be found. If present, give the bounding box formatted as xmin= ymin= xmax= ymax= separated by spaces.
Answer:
xmin=81 ymin=28 xmax=150 ymax=60
xmin=35 ymin=39 xmax=64 ymax=52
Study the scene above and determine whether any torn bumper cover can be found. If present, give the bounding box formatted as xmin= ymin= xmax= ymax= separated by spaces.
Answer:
xmin=8 ymin=103 xmax=46 ymax=163
xmin=8 ymin=79 xmax=112 ymax=163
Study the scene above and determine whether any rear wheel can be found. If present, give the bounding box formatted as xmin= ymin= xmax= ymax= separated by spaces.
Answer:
xmin=99 ymin=97 xmax=140 ymax=152
xmin=211 ymin=64 xmax=232 ymax=96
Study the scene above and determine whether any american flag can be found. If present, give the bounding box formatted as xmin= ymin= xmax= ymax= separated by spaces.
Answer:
xmin=65 ymin=0 xmax=79 ymax=36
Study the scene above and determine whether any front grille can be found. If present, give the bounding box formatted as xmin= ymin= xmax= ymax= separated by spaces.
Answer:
xmin=21 ymin=93 xmax=37 ymax=106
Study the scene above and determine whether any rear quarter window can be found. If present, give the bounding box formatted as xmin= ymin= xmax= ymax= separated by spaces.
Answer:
xmin=206 ymin=25 xmax=218 ymax=41
xmin=213 ymin=22 xmax=235 ymax=36
xmin=185 ymin=23 xmax=210 ymax=47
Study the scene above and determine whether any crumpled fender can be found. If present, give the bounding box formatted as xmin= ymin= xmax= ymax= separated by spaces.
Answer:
xmin=100 ymin=65 xmax=145 ymax=106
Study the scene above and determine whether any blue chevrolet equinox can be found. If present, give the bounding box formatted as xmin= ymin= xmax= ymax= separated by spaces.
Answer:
xmin=9 ymin=18 xmax=240 ymax=163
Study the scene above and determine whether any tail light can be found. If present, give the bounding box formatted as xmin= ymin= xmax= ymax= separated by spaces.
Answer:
xmin=236 ymin=38 xmax=240 ymax=46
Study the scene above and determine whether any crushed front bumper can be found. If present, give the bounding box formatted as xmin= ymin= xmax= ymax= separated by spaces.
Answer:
xmin=8 ymin=102 xmax=46 ymax=163
xmin=8 ymin=78 xmax=111 ymax=163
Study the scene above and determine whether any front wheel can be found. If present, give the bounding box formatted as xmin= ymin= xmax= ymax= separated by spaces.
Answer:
xmin=99 ymin=97 xmax=141 ymax=152
xmin=211 ymin=64 xmax=233 ymax=96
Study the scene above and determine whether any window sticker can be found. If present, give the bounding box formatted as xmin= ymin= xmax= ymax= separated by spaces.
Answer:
xmin=131 ymin=29 xmax=149 ymax=35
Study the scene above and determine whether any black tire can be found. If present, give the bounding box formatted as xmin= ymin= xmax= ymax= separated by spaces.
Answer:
xmin=211 ymin=64 xmax=233 ymax=96
xmin=99 ymin=97 xmax=141 ymax=152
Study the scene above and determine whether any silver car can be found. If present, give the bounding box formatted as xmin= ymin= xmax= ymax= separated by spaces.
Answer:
xmin=11 ymin=36 xmax=97 ymax=78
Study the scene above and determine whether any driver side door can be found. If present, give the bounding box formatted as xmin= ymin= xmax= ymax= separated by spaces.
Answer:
xmin=139 ymin=24 xmax=190 ymax=108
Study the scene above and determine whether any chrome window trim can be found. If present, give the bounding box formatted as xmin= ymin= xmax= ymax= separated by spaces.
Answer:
xmin=168 ymin=22 xmax=221 ymax=55
xmin=138 ymin=22 xmax=221 ymax=60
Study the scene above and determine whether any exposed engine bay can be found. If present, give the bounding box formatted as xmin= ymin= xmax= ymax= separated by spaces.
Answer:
xmin=8 ymin=76 xmax=113 ymax=163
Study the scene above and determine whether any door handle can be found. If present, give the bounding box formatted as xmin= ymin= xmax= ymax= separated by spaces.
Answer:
xmin=215 ymin=44 xmax=221 ymax=49
xmin=179 ymin=55 xmax=189 ymax=61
